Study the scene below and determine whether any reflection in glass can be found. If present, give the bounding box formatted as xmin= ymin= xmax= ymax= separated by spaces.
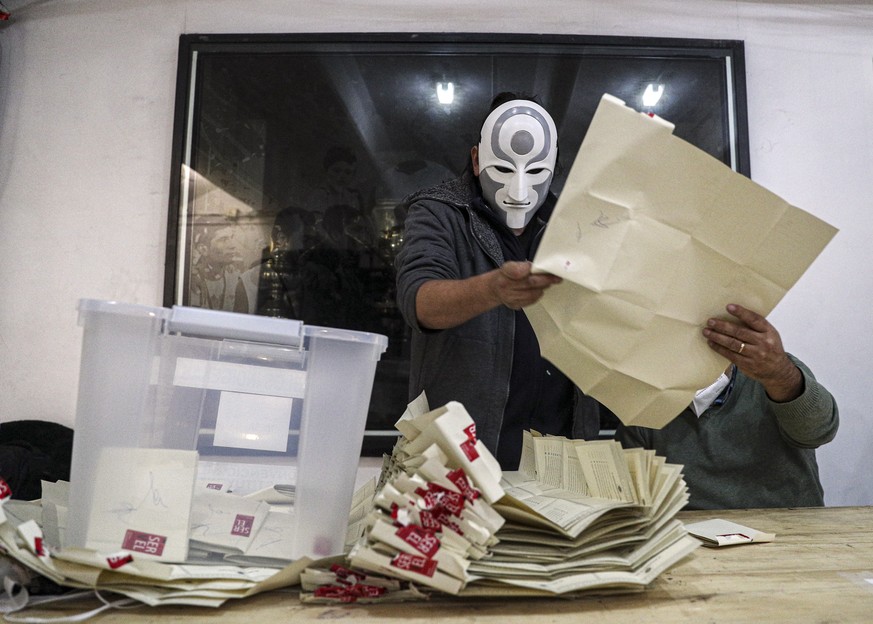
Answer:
xmin=168 ymin=35 xmax=748 ymax=454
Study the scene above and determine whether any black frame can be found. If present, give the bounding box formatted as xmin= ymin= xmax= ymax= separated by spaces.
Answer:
xmin=165 ymin=32 xmax=749 ymax=454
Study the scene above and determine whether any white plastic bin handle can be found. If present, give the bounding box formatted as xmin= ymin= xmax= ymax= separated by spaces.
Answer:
xmin=167 ymin=306 xmax=303 ymax=347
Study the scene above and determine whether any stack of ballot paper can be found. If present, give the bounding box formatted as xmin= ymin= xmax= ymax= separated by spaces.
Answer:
xmin=463 ymin=431 xmax=699 ymax=595
xmin=311 ymin=395 xmax=698 ymax=600
xmin=346 ymin=400 xmax=506 ymax=595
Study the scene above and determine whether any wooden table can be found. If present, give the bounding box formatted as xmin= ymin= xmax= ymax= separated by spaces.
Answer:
xmin=15 ymin=506 xmax=873 ymax=623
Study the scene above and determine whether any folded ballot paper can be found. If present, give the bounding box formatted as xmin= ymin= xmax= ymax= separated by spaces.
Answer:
xmin=683 ymin=518 xmax=775 ymax=547
xmin=345 ymin=398 xmax=506 ymax=596
xmin=300 ymin=395 xmax=698 ymax=601
xmin=527 ymin=93 xmax=838 ymax=429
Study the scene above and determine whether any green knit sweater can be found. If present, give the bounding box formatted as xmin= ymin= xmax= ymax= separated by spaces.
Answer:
xmin=615 ymin=356 xmax=839 ymax=510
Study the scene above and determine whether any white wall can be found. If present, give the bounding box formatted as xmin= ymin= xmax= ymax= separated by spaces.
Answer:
xmin=1 ymin=0 xmax=871 ymax=506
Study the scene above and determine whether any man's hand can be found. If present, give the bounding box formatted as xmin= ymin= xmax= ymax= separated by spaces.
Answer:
xmin=489 ymin=261 xmax=562 ymax=310
xmin=415 ymin=261 xmax=561 ymax=330
xmin=703 ymin=303 xmax=803 ymax=402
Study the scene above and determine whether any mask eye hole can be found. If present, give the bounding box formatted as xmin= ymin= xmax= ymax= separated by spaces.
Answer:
xmin=494 ymin=166 xmax=513 ymax=174
xmin=528 ymin=168 xmax=546 ymax=175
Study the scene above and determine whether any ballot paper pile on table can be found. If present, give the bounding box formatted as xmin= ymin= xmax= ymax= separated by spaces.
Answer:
xmin=303 ymin=396 xmax=698 ymax=601
xmin=0 ymin=477 xmax=310 ymax=610
xmin=465 ymin=430 xmax=699 ymax=595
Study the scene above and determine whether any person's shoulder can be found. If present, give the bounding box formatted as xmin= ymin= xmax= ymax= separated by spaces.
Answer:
xmin=401 ymin=172 xmax=476 ymax=212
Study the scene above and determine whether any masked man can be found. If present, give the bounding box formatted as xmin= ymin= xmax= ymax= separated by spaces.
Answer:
xmin=395 ymin=93 xmax=604 ymax=469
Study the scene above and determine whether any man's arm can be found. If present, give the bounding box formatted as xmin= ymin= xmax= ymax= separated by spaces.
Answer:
xmin=703 ymin=303 xmax=838 ymax=447
xmin=416 ymin=261 xmax=562 ymax=330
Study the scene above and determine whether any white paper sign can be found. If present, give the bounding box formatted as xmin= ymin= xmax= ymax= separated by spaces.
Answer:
xmin=213 ymin=392 xmax=294 ymax=452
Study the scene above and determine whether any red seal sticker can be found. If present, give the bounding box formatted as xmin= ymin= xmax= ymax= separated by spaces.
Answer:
xmin=446 ymin=468 xmax=480 ymax=502
xmin=106 ymin=553 xmax=134 ymax=569
xmin=460 ymin=439 xmax=479 ymax=461
xmin=122 ymin=529 xmax=166 ymax=556
xmin=390 ymin=552 xmax=437 ymax=578
xmin=0 ymin=477 xmax=12 ymax=500
xmin=418 ymin=509 xmax=442 ymax=532
xmin=313 ymin=583 xmax=386 ymax=603
xmin=231 ymin=514 xmax=255 ymax=537
xmin=330 ymin=564 xmax=365 ymax=584
xmin=415 ymin=483 xmax=466 ymax=516
xmin=432 ymin=487 xmax=465 ymax=516
xmin=396 ymin=525 xmax=441 ymax=557
xmin=460 ymin=423 xmax=479 ymax=461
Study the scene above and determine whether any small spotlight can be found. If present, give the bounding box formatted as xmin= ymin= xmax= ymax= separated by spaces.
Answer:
xmin=437 ymin=82 xmax=454 ymax=105
xmin=642 ymin=83 xmax=664 ymax=107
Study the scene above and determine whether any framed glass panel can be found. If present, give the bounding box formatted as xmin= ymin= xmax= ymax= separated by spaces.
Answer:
xmin=165 ymin=33 xmax=749 ymax=454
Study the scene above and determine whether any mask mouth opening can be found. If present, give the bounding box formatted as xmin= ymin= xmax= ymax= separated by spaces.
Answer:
xmin=504 ymin=200 xmax=532 ymax=207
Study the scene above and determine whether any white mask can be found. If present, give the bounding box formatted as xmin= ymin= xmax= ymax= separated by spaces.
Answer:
xmin=477 ymin=100 xmax=558 ymax=229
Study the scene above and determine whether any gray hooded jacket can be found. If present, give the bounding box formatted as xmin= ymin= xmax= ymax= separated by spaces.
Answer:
xmin=394 ymin=172 xmax=602 ymax=455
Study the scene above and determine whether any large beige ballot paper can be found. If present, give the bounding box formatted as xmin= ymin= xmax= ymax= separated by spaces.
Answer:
xmin=527 ymin=94 xmax=837 ymax=429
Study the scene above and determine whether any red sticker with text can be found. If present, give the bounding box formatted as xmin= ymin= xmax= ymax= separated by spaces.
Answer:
xmin=446 ymin=468 xmax=480 ymax=501
xmin=396 ymin=525 xmax=441 ymax=557
xmin=232 ymin=514 xmax=255 ymax=537
xmin=390 ymin=552 xmax=437 ymax=578
xmin=418 ymin=509 xmax=463 ymax=536
xmin=206 ymin=483 xmax=223 ymax=491
xmin=122 ymin=529 xmax=166 ymax=556
xmin=418 ymin=509 xmax=442 ymax=532
xmin=416 ymin=484 xmax=465 ymax=516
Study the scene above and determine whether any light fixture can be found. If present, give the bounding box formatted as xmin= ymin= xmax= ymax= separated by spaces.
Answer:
xmin=642 ymin=83 xmax=665 ymax=108
xmin=436 ymin=82 xmax=454 ymax=105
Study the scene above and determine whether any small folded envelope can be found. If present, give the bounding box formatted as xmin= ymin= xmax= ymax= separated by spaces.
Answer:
xmin=684 ymin=518 xmax=775 ymax=547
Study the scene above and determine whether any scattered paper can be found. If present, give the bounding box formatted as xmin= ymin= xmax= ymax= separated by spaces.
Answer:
xmin=528 ymin=93 xmax=838 ymax=429
xmin=684 ymin=518 xmax=775 ymax=547
xmin=0 ymin=509 xmax=310 ymax=608
xmin=189 ymin=489 xmax=271 ymax=554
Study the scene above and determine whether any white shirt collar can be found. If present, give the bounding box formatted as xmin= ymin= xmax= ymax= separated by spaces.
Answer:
xmin=691 ymin=371 xmax=732 ymax=417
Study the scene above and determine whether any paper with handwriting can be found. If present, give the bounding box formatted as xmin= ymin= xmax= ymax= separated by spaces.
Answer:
xmin=85 ymin=448 xmax=198 ymax=562
xmin=189 ymin=489 xmax=270 ymax=554
xmin=528 ymin=94 xmax=837 ymax=428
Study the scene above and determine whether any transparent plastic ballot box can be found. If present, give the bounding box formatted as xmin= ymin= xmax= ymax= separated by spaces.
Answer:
xmin=67 ymin=299 xmax=387 ymax=560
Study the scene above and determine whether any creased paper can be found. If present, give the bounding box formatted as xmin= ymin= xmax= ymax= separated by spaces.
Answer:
xmin=528 ymin=94 xmax=838 ymax=428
